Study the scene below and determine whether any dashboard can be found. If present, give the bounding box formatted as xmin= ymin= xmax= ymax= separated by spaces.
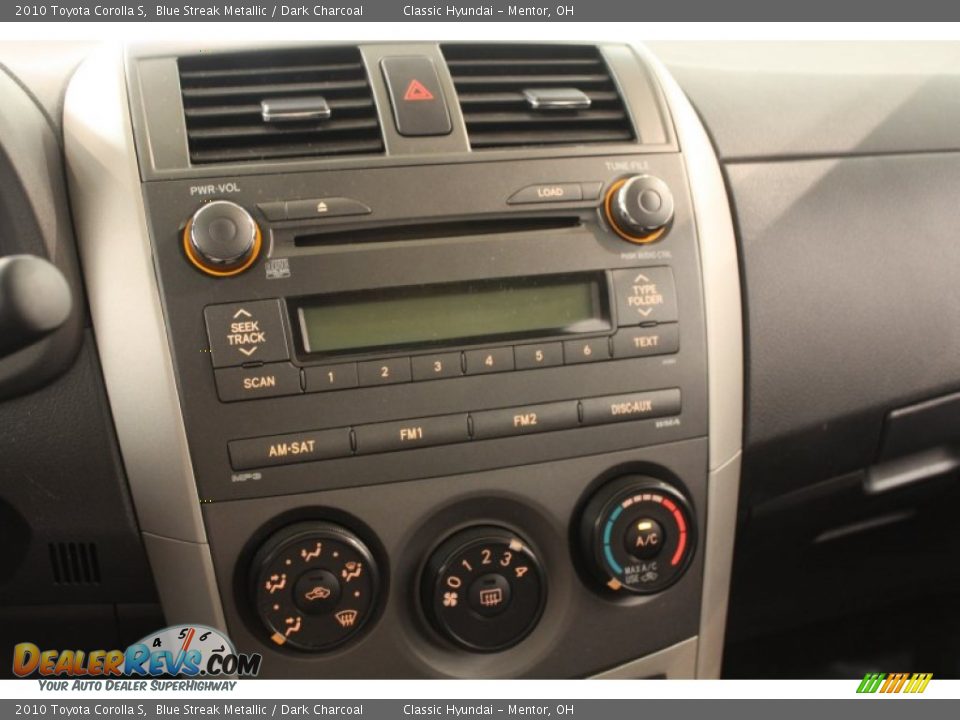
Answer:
xmin=1 ymin=39 xmax=958 ymax=680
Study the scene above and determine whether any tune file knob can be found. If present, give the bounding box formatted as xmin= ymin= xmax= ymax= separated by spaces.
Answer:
xmin=604 ymin=175 xmax=675 ymax=244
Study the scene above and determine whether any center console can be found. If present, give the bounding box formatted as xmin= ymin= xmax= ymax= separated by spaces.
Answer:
xmin=64 ymin=40 xmax=742 ymax=678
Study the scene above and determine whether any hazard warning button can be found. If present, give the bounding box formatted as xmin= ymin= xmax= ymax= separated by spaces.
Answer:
xmin=381 ymin=56 xmax=452 ymax=137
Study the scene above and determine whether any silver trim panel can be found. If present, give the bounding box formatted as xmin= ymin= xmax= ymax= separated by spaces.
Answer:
xmin=592 ymin=636 xmax=698 ymax=679
xmin=63 ymin=46 xmax=226 ymax=628
xmin=638 ymin=43 xmax=744 ymax=678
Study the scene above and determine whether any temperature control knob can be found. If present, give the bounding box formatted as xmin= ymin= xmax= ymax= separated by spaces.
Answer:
xmin=604 ymin=175 xmax=674 ymax=244
xmin=580 ymin=476 xmax=695 ymax=594
xmin=422 ymin=526 xmax=545 ymax=652
xmin=183 ymin=200 xmax=262 ymax=277
xmin=251 ymin=522 xmax=380 ymax=652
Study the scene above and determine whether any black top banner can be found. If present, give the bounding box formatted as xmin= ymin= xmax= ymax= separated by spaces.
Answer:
xmin=7 ymin=0 xmax=960 ymax=21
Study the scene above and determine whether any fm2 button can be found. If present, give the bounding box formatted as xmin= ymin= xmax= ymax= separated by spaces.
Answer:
xmin=381 ymin=56 xmax=452 ymax=137
xmin=204 ymin=299 xmax=289 ymax=368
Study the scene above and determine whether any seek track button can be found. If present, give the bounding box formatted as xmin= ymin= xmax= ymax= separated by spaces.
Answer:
xmin=204 ymin=299 xmax=289 ymax=368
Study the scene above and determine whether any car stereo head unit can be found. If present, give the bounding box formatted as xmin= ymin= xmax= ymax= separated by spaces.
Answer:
xmin=67 ymin=40 xmax=742 ymax=679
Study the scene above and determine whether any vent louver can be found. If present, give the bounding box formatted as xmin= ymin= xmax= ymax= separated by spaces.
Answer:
xmin=178 ymin=47 xmax=384 ymax=164
xmin=442 ymin=44 xmax=635 ymax=150
xmin=48 ymin=542 xmax=101 ymax=585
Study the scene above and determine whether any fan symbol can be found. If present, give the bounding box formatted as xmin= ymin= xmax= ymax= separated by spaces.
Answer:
xmin=443 ymin=592 xmax=459 ymax=607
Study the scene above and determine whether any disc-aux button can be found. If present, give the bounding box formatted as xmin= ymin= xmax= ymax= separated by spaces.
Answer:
xmin=204 ymin=299 xmax=289 ymax=368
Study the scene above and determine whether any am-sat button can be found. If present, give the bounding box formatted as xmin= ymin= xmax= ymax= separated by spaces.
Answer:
xmin=215 ymin=362 xmax=302 ymax=402
xmin=228 ymin=428 xmax=352 ymax=470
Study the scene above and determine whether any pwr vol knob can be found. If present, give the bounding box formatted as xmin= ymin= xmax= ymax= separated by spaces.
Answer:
xmin=183 ymin=200 xmax=262 ymax=277
xmin=580 ymin=476 xmax=695 ymax=594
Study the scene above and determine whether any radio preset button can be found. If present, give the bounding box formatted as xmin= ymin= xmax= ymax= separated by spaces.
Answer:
xmin=355 ymin=414 xmax=470 ymax=454
xmin=507 ymin=183 xmax=583 ymax=205
xmin=357 ymin=357 xmax=412 ymax=386
xmin=612 ymin=267 xmax=678 ymax=326
xmin=464 ymin=347 xmax=515 ymax=375
xmin=286 ymin=197 xmax=372 ymax=221
xmin=204 ymin=299 xmax=289 ymax=368
xmin=514 ymin=342 xmax=563 ymax=370
xmin=412 ymin=352 xmax=464 ymax=381
xmin=563 ymin=338 xmax=611 ymax=364
xmin=471 ymin=401 xmax=579 ymax=440
xmin=305 ymin=363 xmax=360 ymax=393
xmin=612 ymin=324 xmax=680 ymax=359
xmin=580 ymin=389 xmax=681 ymax=426
xmin=229 ymin=428 xmax=352 ymax=470
xmin=215 ymin=362 xmax=302 ymax=403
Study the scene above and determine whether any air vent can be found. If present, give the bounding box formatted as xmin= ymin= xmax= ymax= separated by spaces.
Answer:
xmin=442 ymin=44 xmax=635 ymax=150
xmin=48 ymin=542 xmax=101 ymax=585
xmin=178 ymin=47 xmax=384 ymax=164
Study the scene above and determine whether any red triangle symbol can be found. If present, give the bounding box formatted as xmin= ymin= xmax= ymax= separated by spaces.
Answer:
xmin=403 ymin=79 xmax=435 ymax=102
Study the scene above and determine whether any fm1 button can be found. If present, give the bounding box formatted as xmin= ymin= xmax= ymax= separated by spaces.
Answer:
xmin=294 ymin=570 xmax=342 ymax=615
xmin=624 ymin=518 xmax=665 ymax=560
xmin=381 ymin=56 xmax=452 ymax=137
xmin=204 ymin=299 xmax=289 ymax=368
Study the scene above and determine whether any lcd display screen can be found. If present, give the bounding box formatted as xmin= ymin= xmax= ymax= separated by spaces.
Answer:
xmin=297 ymin=273 xmax=610 ymax=355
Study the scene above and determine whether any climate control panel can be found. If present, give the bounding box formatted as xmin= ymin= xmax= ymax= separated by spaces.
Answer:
xmin=244 ymin=470 xmax=696 ymax=659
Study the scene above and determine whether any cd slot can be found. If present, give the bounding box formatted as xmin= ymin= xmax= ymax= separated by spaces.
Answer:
xmin=293 ymin=216 xmax=582 ymax=248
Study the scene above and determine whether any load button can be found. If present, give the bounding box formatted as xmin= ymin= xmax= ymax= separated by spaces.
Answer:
xmin=507 ymin=183 xmax=583 ymax=205
xmin=204 ymin=299 xmax=289 ymax=368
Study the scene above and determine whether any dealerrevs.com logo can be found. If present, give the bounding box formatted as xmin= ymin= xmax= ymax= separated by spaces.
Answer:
xmin=12 ymin=625 xmax=261 ymax=687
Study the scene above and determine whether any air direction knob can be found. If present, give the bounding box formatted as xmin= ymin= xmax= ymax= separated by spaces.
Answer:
xmin=251 ymin=522 xmax=380 ymax=652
